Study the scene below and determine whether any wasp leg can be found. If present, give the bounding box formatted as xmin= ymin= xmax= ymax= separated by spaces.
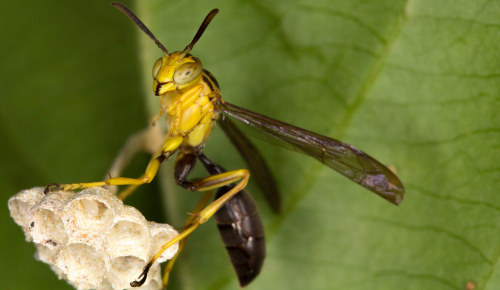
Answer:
xmin=100 ymin=126 xmax=163 ymax=198
xmin=162 ymin=190 xmax=213 ymax=288
xmin=44 ymin=136 xmax=183 ymax=194
xmin=117 ymin=184 xmax=140 ymax=200
xmin=130 ymin=152 xmax=250 ymax=287
xmin=108 ymin=126 xmax=163 ymax=180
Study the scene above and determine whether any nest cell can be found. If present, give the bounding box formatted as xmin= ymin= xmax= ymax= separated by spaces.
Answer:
xmin=106 ymin=206 xmax=150 ymax=261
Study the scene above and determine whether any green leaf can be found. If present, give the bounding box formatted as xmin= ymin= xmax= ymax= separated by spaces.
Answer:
xmin=1 ymin=1 xmax=146 ymax=289
xmin=2 ymin=0 xmax=499 ymax=289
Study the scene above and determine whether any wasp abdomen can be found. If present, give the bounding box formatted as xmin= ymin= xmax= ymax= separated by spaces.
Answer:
xmin=214 ymin=185 xmax=265 ymax=287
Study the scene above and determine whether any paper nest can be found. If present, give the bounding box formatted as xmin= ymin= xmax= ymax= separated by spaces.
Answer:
xmin=8 ymin=187 xmax=179 ymax=290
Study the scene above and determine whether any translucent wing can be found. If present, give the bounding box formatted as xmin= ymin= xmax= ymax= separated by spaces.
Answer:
xmin=217 ymin=102 xmax=405 ymax=205
xmin=219 ymin=117 xmax=282 ymax=213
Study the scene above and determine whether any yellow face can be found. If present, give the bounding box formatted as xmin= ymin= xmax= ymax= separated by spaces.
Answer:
xmin=152 ymin=52 xmax=203 ymax=95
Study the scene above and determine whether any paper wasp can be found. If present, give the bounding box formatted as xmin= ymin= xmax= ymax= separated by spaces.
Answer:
xmin=45 ymin=2 xmax=405 ymax=288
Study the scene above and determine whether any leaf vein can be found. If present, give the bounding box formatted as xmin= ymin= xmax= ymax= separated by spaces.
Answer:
xmin=374 ymin=269 xmax=460 ymax=289
xmin=361 ymin=217 xmax=493 ymax=265
xmin=412 ymin=184 xmax=500 ymax=213
xmin=297 ymin=4 xmax=387 ymax=44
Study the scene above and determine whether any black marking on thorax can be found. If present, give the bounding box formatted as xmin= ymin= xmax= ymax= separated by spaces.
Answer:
xmin=202 ymin=69 xmax=220 ymax=92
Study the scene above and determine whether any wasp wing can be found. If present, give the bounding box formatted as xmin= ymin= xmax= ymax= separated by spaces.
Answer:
xmin=218 ymin=102 xmax=405 ymax=205
xmin=219 ymin=117 xmax=282 ymax=213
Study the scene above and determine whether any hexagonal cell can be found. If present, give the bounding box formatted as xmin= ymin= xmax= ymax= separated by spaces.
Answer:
xmin=134 ymin=263 xmax=162 ymax=290
xmin=106 ymin=206 xmax=150 ymax=261
xmin=105 ymin=256 xmax=151 ymax=289
xmin=149 ymin=222 xmax=179 ymax=263
xmin=34 ymin=243 xmax=66 ymax=280
xmin=55 ymin=242 xmax=110 ymax=289
xmin=29 ymin=191 xmax=72 ymax=250
xmin=62 ymin=188 xmax=121 ymax=237
xmin=29 ymin=208 xmax=67 ymax=251
xmin=104 ymin=262 xmax=162 ymax=290
xmin=8 ymin=187 xmax=45 ymax=227
xmin=96 ymin=279 xmax=113 ymax=290
xmin=34 ymin=243 xmax=54 ymax=264
xmin=8 ymin=187 xmax=47 ymax=240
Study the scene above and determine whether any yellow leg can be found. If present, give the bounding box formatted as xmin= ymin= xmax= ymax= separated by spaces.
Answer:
xmin=107 ymin=126 xmax=163 ymax=181
xmin=130 ymin=168 xmax=250 ymax=287
xmin=162 ymin=191 xmax=213 ymax=288
xmin=45 ymin=136 xmax=183 ymax=193
xmin=117 ymin=184 xmax=140 ymax=200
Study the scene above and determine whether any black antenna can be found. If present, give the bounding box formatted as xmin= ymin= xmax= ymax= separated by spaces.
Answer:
xmin=111 ymin=2 xmax=169 ymax=55
xmin=180 ymin=9 xmax=219 ymax=57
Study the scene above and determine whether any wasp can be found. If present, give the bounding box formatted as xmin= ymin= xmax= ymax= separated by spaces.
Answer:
xmin=45 ymin=2 xmax=405 ymax=288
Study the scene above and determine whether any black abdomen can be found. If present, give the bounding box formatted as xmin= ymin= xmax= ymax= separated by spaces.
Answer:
xmin=214 ymin=185 xmax=265 ymax=287
xmin=197 ymin=153 xmax=266 ymax=287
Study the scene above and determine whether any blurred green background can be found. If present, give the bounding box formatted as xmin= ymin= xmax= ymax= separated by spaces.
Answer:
xmin=1 ymin=0 xmax=499 ymax=289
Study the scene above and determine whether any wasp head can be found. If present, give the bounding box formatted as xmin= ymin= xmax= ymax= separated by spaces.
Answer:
xmin=152 ymin=53 xmax=203 ymax=95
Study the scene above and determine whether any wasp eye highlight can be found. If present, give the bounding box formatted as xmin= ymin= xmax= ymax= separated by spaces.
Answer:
xmin=173 ymin=60 xmax=202 ymax=85
xmin=152 ymin=58 xmax=163 ymax=78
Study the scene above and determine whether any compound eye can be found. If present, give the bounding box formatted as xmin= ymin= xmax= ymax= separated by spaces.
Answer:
xmin=173 ymin=59 xmax=202 ymax=85
xmin=152 ymin=57 xmax=163 ymax=78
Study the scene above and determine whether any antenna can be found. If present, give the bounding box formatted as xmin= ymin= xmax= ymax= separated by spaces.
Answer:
xmin=180 ymin=9 xmax=219 ymax=58
xmin=111 ymin=2 xmax=169 ymax=55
